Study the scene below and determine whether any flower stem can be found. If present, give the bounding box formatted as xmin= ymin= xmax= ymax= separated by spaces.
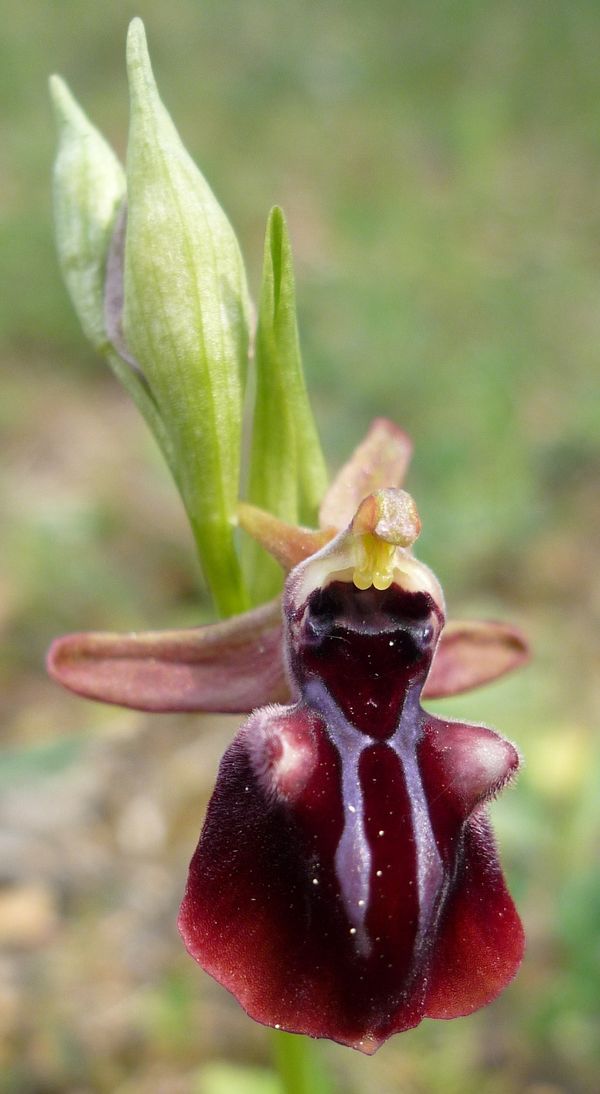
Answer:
xmin=271 ymin=1029 xmax=334 ymax=1094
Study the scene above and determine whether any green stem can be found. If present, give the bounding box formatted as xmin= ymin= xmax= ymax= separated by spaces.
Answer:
xmin=271 ymin=1030 xmax=334 ymax=1094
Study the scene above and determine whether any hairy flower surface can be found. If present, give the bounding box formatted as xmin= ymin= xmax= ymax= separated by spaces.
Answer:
xmin=178 ymin=486 xmax=524 ymax=1052
xmin=49 ymin=421 xmax=527 ymax=1053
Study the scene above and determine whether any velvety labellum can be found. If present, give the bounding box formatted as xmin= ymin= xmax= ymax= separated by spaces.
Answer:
xmin=179 ymin=580 xmax=523 ymax=1052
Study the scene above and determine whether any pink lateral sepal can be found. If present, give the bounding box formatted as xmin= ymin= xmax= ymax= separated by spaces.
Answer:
xmin=423 ymin=619 xmax=529 ymax=698
xmin=46 ymin=598 xmax=288 ymax=712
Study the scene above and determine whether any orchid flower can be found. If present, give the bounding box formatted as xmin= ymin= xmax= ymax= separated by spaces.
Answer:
xmin=48 ymin=421 xmax=527 ymax=1052
xmin=180 ymin=484 xmax=525 ymax=1053
xmin=48 ymin=19 xmax=527 ymax=1057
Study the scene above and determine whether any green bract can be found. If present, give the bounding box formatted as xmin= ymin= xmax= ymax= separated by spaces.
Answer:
xmin=246 ymin=208 xmax=328 ymax=602
xmin=50 ymin=18 xmax=327 ymax=618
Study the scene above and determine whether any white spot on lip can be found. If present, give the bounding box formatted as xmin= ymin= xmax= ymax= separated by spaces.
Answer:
xmin=376 ymin=869 xmax=383 ymax=877
xmin=358 ymin=899 xmax=365 ymax=907
xmin=349 ymin=927 xmax=357 ymax=935
xmin=312 ymin=878 xmax=319 ymax=885
xmin=378 ymin=829 xmax=385 ymax=836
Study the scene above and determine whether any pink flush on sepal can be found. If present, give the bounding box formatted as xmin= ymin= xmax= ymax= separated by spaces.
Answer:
xmin=178 ymin=488 xmax=524 ymax=1052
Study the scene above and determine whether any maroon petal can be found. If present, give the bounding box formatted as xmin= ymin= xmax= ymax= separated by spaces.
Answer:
xmin=423 ymin=619 xmax=530 ymax=699
xmin=319 ymin=418 xmax=413 ymax=531
xmin=46 ymin=599 xmax=290 ymax=712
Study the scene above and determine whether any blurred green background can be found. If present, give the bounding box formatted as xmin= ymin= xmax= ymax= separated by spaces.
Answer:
xmin=1 ymin=1 xmax=599 ymax=1091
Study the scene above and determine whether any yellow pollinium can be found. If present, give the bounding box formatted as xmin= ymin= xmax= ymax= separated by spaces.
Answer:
xmin=352 ymin=533 xmax=396 ymax=591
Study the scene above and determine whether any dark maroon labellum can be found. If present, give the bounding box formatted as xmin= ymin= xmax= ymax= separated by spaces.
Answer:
xmin=179 ymin=544 xmax=523 ymax=1053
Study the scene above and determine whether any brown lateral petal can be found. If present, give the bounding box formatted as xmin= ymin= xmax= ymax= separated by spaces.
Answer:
xmin=238 ymin=502 xmax=334 ymax=570
xmin=319 ymin=418 xmax=413 ymax=531
xmin=423 ymin=620 xmax=530 ymax=699
xmin=46 ymin=599 xmax=290 ymax=713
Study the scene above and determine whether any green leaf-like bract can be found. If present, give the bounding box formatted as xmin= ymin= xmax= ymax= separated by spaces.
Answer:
xmin=246 ymin=207 xmax=328 ymax=602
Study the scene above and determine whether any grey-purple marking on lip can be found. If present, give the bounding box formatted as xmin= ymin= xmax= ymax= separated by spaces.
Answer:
xmin=304 ymin=675 xmax=443 ymax=959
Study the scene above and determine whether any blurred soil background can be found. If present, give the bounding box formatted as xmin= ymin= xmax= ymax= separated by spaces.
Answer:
xmin=1 ymin=1 xmax=599 ymax=1091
